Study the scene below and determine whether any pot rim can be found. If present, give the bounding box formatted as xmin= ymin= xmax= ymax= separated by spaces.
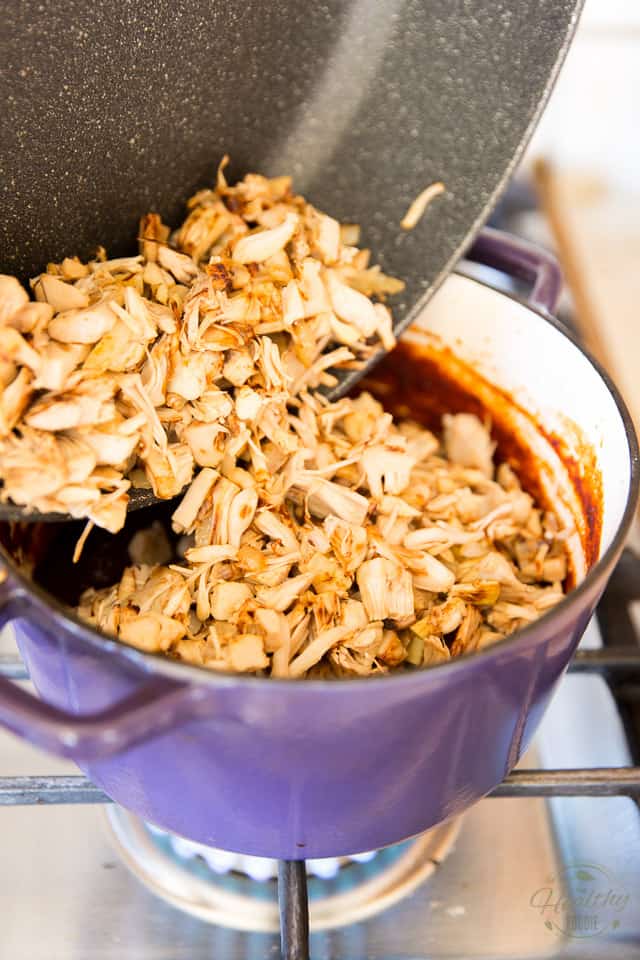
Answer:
xmin=3 ymin=272 xmax=639 ymax=691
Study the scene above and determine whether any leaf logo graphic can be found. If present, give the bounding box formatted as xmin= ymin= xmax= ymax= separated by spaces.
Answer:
xmin=529 ymin=863 xmax=629 ymax=939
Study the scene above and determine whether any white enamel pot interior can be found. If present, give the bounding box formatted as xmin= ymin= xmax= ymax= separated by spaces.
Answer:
xmin=385 ymin=272 xmax=637 ymax=579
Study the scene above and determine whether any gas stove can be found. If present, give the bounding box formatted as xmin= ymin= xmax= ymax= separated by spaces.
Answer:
xmin=2 ymin=187 xmax=640 ymax=958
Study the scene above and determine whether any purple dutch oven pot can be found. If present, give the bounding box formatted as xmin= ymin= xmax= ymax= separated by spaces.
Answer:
xmin=0 ymin=231 xmax=637 ymax=861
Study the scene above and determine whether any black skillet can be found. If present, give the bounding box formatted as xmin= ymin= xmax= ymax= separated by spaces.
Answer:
xmin=0 ymin=0 xmax=583 ymax=522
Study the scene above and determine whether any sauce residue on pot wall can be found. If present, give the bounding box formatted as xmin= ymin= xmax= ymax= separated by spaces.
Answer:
xmin=360 ymin=338 xmax=603 ymax=575
xmin=545 ymin=417 xmax=602 ymax=565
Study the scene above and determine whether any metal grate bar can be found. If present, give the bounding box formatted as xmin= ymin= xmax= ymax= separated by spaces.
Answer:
xmin=0 ymin=776 xmax=110 ymax=805
xmin=1 ymin=768 xmax=640 ymax=807
xmin=0 ymin=655 xmax=29 ymax=680
xmin=278 ymin=861 xmax=309 ymax=960
xmin=491 ymin=768 xmax=640 ymax=797
xmin=569 ymin=647 xmax=640 ymax=672
xmin=0 ymin=645 xmax=638 ymax=683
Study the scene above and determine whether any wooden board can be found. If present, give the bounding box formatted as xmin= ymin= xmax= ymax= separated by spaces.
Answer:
xmin=535 ymin=160 xmax=640 ymax=540
xmin=534 ymin=160 xmax=640 ymax=436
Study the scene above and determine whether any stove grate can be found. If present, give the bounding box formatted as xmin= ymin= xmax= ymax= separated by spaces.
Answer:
xmin=2 ymin=648 xmax=639 ymax=808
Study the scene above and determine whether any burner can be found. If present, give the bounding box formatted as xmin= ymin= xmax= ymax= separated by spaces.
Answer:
xmin=105 ymin=807 xmax=461 ymax=932
xmin=151 ymin=825 xmax=377 ymax=881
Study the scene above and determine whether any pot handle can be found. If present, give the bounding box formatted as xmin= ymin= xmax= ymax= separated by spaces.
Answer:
xmin=468 ymin=227 xmax=563 ymax=315
xmin=0 ymin=577 xmax=205 ymax=762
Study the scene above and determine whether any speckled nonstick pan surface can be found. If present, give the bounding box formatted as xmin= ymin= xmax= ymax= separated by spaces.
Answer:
xmin=2 ymin=0 xmax=581 ymax=346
